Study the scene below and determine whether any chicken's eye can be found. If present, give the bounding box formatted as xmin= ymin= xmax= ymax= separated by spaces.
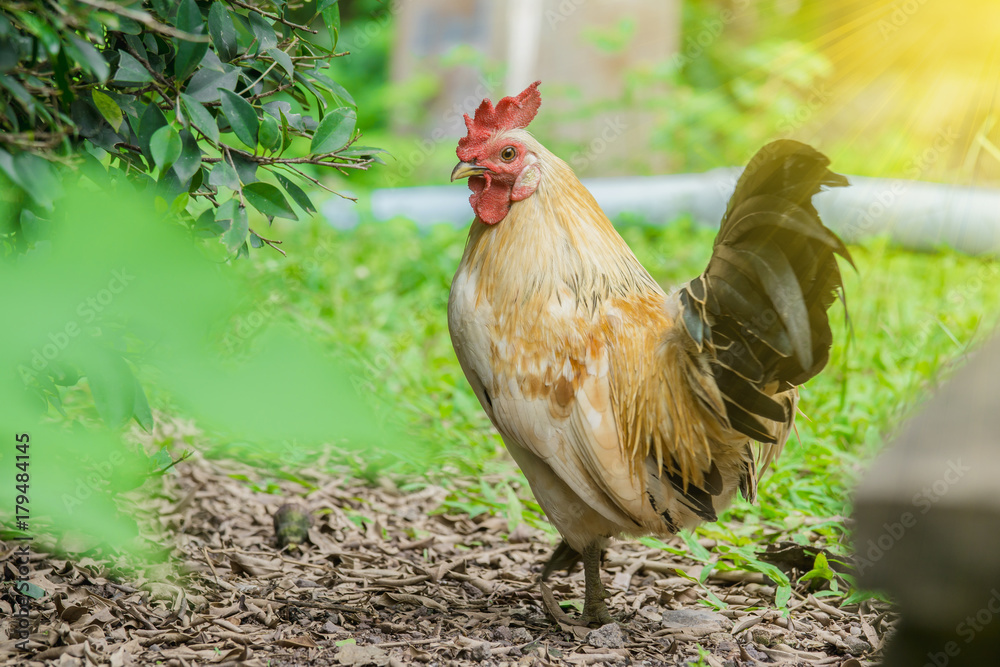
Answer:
xmin=500 ymin=146 xmax=517 ymax=162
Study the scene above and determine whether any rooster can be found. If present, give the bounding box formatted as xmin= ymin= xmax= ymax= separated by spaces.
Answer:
xmin=448 ymin=81 xmax=851 ymax=625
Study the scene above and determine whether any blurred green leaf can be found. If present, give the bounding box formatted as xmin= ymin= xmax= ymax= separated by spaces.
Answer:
xmin=84 ymin=349 xmax=136 ymax=429
xmin=66 ymin=34 xmax=109 ymax=81
xmin=0 ymin=151 xmax=60 ymax=209
xmin=15 ymin=12 xmax=59 ymax=55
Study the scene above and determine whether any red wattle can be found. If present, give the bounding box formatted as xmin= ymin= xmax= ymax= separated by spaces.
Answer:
xmin=468 ymin=173 xmax=512 ymax=225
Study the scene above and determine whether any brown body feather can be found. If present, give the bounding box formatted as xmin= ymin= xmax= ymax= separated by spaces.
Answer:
xmin=448 ymin=133 xmax=847 ymax=553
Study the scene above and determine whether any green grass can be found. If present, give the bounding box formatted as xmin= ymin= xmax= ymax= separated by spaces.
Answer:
xmin=192 ymin=214 xmax=1000 ymax=605
xmin=221 ymin=217 xmax=999 ymax=519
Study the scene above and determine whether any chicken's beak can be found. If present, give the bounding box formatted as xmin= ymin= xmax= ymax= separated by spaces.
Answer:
xmin=451 ymin=161 xmax=489 ymax=182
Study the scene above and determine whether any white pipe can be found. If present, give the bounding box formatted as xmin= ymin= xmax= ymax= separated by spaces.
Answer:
xmin=322 ymin=172 xmax=1000 ymax=255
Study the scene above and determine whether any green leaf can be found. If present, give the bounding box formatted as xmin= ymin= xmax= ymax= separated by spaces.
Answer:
xmin=310 ymin=107 xmax=355 ymax=154
xmin=16 ymin=581 xmax=45 ymax=600
xmin=92 ymin=90 xmax=123 ymax=131
xmin=183 ymin=65 xmax=239 ymax=103
xmin=66 ymin=34 xmax=109 ymax=81
xmin=208 ymin=1 xmax=238 ymax=62
xmin=320 ymin=0 xmax=340 ymax=49
xmin=311 ymin=71 xmax=356 ymax=107
xmin=680 ymin=531 xmax=713 ymax=563
xmin=114 ymin=50 xmax=153 ymax=83
xmin=137 ymin=102 xmax=168 ymax=163
xmin=229 ymin=153 xmax=258 ymax=184
xmin=85 ymin=351 xmax=136 ymax=428
xmin=338 ymin=146 xmax=388 ymax=157
xmin=208 ymin=160 xmax=239 ymax=189
xmin=243 ymin=182 xmax=297 ymax=220
xmin=172 ymin=130 xmax=202 ymax=185
xmin=275 ymin=173 xmax=316 ymax=213
xmin=248 ymin=11 xmax=277 ymax=52
xmin=15 ymin=12 xmax=60 ymax=55
xmin=216 ymin=198 xmax=249 ymax=253
xmin=504 ymin=485 xmax=522 ymax=533
xmin=266 ymin=47 xmax=294 ymax=79
xmin=150 ymin=125 xmax=182 ymax=171
xmin=2 ymin=151 xmax=61 ymax=209
xmin=173 ymin=0 xmax=208 ymax=81
xmin=775 ymin=584 xmax=792 ymax=608
xmin=258 ymin=113 xmax=280 ymax=150
xmin=219 ymin=89 xmax=259 ymax=149
xmin=180 ymin=94 xmax=219 ymax=144
xmin=133 ymin=376 xmax=154 ymax=431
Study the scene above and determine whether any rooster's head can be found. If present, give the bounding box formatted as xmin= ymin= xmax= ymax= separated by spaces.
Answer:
xmin=451 ymin=81 xmax=543 ymax=225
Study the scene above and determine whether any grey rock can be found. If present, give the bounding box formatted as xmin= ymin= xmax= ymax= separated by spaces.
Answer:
xmin=841 ymin=635 xmax=872 ymax=655
xmin=587 ymin=623 xmax=625 ymax=649
xmin=511 ymin=627 xmax=533 ymax=644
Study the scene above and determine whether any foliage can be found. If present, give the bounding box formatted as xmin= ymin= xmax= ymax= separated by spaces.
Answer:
xmin=0 ymin=0 xmax=383 ymax=257
xmin=0 ymin=183 xmax=411 ymax=558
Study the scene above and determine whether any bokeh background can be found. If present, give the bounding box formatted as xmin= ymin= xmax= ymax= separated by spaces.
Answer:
xmin=330 ymin=0 xmax=1000 ymax=190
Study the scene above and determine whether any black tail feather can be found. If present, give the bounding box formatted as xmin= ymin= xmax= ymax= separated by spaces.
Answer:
xmin=680 ymin=140 xmax=850 ymax=440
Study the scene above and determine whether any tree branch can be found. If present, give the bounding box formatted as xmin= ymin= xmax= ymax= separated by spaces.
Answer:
xmin=224 ymin=0 xmax=318 ymax=34
xmin=73 ymin=0 xmax=210 ymax=41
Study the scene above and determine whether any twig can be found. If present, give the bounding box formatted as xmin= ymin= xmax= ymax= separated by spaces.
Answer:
xmin=202 ymin=145 xmax=371 ymax=171
xmin=225 ymin=0 xmax=318 ymax=34
xmin=250 ymin=228 xmax=286 ymax=256
xmin=75 ymin=0 xmax=210 ymax=41
xmin=121 ymin=42 xmax=173 ymax=90
xmin=154 ymin=450 xmax=193 ymax=475
xmin=284 ymin=164 xmax=355 ymax=199
xmin=202 ymin=82 xmax=297 ymax=108
xmin=203 ymin=546 xmax=221 ymax=585
xmin=238 ymin=36 xmax=296 ymax=94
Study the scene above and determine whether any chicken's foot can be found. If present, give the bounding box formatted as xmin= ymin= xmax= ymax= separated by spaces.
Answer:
xmin=580 ymin=541 xmax=613 ymax=626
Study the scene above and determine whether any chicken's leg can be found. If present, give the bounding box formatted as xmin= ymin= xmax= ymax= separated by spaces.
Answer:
xmin=541 ymin=540 xmax=580 ymax=581
xmin=580 ymin=541 xmax=613 ymax=626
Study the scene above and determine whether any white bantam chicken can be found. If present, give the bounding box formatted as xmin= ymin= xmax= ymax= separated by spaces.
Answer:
xmin=448 ymin=81 xmax=851 ymax=625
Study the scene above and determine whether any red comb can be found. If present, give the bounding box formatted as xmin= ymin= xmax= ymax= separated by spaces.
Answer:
xmin=457 ymin=81 xmax=542 ymax=160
